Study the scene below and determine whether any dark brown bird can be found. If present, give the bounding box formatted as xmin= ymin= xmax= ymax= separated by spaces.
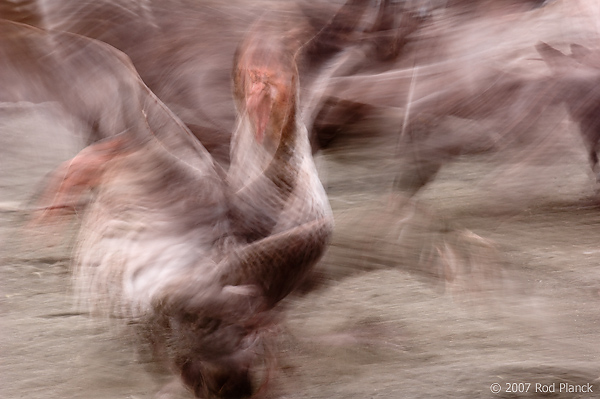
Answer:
xmin=536 ymin=42 xmax=600 ymax=183
xmin=0 ymin=19 xmax=159 ymax=146
xmin=32 ymin=20 xmax=333 ymax=399
xmin=0 ymin=0 xmax=428 ymax=165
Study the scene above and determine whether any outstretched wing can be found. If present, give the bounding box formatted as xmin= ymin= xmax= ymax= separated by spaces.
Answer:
xmin=2 ymin=19 xmax=229 ymax=319
xmin=73 ymin=139 xmax=229 ymax=318
xmin=65 ymin=78 xmax=229 ymax=319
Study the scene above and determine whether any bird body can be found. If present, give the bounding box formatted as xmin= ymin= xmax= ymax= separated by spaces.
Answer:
xmin=28 ymin=17 xmax=333 ymax=398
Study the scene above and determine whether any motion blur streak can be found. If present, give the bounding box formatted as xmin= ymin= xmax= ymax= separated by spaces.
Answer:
xmin=3 ymin=1 xmax=600 ymax=399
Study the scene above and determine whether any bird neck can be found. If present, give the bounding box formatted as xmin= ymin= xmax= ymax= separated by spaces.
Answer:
xmin=228 ymin=85 xmax=302 ymax=242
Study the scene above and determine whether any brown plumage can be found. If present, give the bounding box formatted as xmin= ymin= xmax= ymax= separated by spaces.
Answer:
xmin=0 ymin=20 xmax=156 ymax=146
xmin=536 ymin=42 xmax=600 ymax=182
xmin=31 ymin=20 xmax=333 ymax=399
xmin=0 ymin=0 xmax=427 ymax=166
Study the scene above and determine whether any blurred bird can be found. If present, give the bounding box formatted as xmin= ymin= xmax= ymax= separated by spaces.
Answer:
xmin=0 ymin=0 xmax=428 ymax=166
xmin=536 ymin=42 xmax=600 ymax=184
xmin=30 ymin=19 xmax=333 ymax=399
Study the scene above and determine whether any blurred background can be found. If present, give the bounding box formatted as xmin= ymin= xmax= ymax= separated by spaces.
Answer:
xmin=3 ymin=0 xmax=600 ymax=398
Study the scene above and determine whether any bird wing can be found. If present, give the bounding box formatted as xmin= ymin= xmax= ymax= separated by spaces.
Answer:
xmin=73 ymin=134 xmax=229 ymax=319
xmin=0 ymin=20 xmax=231 ymax=319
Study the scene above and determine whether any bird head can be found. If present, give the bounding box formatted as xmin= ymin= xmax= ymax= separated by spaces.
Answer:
xmin=232 ymin=27 xmax=299 ymax=154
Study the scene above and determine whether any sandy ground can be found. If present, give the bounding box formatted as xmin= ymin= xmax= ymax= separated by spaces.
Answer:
xmin=3 ymin=1 xmax=600 ymax=398
xmin=3 ymin=101 xmax=600 ymax=399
